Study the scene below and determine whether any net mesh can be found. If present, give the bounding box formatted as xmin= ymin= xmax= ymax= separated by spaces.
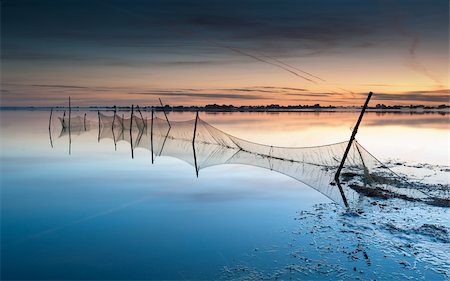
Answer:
xmin=57 ymin=115 xmax=91 ymax=137
xmin=92 ymin=112 xmax=446 ymax=208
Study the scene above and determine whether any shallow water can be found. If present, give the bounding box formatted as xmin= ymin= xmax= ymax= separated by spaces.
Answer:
xmin=1 ymin=110 xmax=449 ymax=280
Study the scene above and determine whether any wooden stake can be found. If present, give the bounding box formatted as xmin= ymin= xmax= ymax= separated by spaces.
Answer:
xmin=159 ymin=98 xmax=171 ymax=128
xmin=192 ymin=111 xmax=199 ymax=177
xmin=136 ymin=105 xmax=146 ymax=128
xmin=151 ymin=109 xmax=154 ymax=164
xmin=112 ymin=105 xmax=116 ymax=130
xmin=97 ymin=110 xmax=100 ymax=143
xmin=193 ymin=111 xmax=199 ymax=144
xmin=84 ymin=113 xmax=87 ymax=131
xmin=334 ymin=92 xmax=373 ymax=207
xmin=130 ymin=104 xmax=134 ymax=159
xmin=48 ymin=108 xmax=53 ymax=130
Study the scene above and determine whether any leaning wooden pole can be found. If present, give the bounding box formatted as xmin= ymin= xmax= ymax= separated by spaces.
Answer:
xmin=130 ymin=104 xmax=134 ymax=159
xmin=159 ymin=98 xmax=171 ymax=128
xmin=136 ymin=105 xmax=146 ymax=128
xmin=48 ymin=108 xmax=53 ymax=130
xmin=334 ymin=92 xmax=373 ymax=207
xmin=192 ymin=111 xmax=199 ymax=177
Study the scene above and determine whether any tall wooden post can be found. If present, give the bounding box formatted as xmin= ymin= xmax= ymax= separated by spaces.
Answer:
xmin=112 ymin=105 xmax=117 ymax=129
xmin=193 ymin=111 xmax=199 ymax=144
xmin=151 ymin=109 xmax=154 ymax=164
xmin=48 ymin=108 xmax=53 ymax=130
xmin=159 ymin=98 xmax=171 ymax=128
xmin=192 ymin=111 xmax=199 ymax=177
xmin=84 ymin=113 xmax=87 ymax=131
xmin=97 ymin=110 xmax=100 ymax=142
xmin=130 ymin=104 xmax=134 ymax=159
xmin=136 ymin=105 xmax=146 ymax=128
xmin=68 ymin=97 xmax=71 ymax=129
xmin=334 ymin=92 xmax=373 ymax=207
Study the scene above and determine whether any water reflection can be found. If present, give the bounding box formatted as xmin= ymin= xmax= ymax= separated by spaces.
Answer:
xmin=49 ymin=110 xmax=449 ymax=209
xmin=1 ymin=110 xmax=449 ymax=280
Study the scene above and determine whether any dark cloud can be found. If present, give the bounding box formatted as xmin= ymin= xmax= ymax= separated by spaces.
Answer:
xmin=284 ymin=92 xmax=342 ymax=98
xmin=2 ymin=0 xmax=447 ymax=55
xmin=372 ymin=93 xmax=450 ymax=103
xmin=31 ymin=84 xmax=91 ymax=89
xmin=130 ymin=91 xmax=267 ymax=100
xmin=220 ymin=88 xmax=276 ymax=93
xmin=256 ymin=86 xmax=308 ymax=91
xmin=404 ymin=89 xmax=449 ymax=94
xmin=218 ymin=87 xmax=307 ymax=94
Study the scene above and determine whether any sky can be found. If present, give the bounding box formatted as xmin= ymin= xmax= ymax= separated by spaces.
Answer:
xmin=1 ymin=0 xmax=449 ymax=106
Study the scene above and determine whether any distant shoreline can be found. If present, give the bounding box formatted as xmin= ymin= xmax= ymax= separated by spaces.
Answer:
xmin=1 ymin=105 xmax=449 ymax=114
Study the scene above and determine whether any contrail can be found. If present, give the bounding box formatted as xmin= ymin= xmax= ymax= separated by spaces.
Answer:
xmin=10 ymin=197 xmax=149 ymax=247
xmin=99 ymin=1 xmax=320 ymax=84
xmin=406 ymin=36 xmax=441 ymax=86
xmin=259 ymin=53 xmax=326 ymax=82
xmin=395 ymin=22 xmax=442 ymax=86
xmin=220 ymin=45 xmax=318 ymax=83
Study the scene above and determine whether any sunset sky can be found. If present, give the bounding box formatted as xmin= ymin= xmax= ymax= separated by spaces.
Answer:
xmin=1 ymin=0 xmax=448 ymax=106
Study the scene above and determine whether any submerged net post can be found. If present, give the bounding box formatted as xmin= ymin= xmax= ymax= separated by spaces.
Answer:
xmin=159 ymin=98 xmax=171 ymax=128
xmin=334 ymin=92 xmax=373 ymax=207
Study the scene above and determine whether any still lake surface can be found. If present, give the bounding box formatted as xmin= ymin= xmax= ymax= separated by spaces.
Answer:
xmin=1 ymin=110 xmax=449 ymax=280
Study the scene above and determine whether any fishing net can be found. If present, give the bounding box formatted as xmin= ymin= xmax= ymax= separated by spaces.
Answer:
xmin=57 ymin=114 xmax=91 ymax=137
xmin=92 ymin=111 xmax=448 ymax=208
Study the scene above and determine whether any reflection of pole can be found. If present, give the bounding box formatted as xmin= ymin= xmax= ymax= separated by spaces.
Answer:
xmin=355 ymin=143 xmax=369 ymax=185
xmin=159 ymin=126 xmax=170 ymax=156
xmin=151 ymin=109 xmax=154 ymax=164
xmin=112 ymin=125 xmax=117 ymax=151
xmin=159 ymin=98 xmax=171 ymax=128
xmin=48 ymin=108 xmax=53 ymax=148
xmin=334 ymin=92 xmax=373 ymax=207
xmin=130 ymin=104 xmax=134 ymax=159
xmin=192 ymin=111 xmax=199 ymax=177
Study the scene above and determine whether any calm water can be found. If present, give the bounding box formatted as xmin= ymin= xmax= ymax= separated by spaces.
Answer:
xmin=1 ymin=110 xmax=449 ymax=280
